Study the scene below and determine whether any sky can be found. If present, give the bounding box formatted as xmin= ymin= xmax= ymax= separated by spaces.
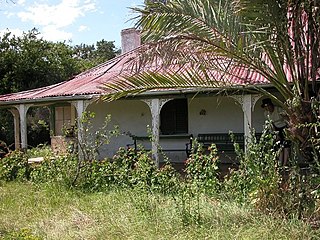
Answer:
xmin=0 ymin=0 xmax=145 ymax=48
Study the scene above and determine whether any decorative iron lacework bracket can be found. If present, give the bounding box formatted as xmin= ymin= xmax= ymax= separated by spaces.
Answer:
xmin=231 ymin=94 xmax=262 ymax=111
xmin=142 ymin=98 xmax=173 ymax=113
xmin=70 ymin=99 xmax=94 ymax=114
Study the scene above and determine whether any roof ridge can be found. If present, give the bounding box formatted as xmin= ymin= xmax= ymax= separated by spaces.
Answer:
xmin=72 ymin=46 xmax=141 ymax=79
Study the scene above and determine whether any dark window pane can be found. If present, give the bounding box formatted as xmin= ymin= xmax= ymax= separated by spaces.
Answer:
xmin=160 ymin=99 xmax=188 ymax=134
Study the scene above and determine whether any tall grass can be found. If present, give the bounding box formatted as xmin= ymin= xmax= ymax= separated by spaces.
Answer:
xmin=0 ymin=182 xmax=318 ymax=240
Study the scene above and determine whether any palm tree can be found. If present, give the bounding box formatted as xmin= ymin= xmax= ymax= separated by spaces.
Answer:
xmin=102 ymin=0 xmax=320 ymax=162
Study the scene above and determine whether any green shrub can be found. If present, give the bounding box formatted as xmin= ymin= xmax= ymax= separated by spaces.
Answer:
xmin=26 ymin=144 xmax=54 ymax=159
xmin=110 ymin=147 xmax=181 ymax=193
xmin=184 ymin=142 xmax=220 ymax=195
xmin=111 ymin=147 xmax=138 ymax=188
xmin=75 ymin=159 xmax=115 ymax=191
xmin=30 ymin=154 xmax=77 ymax=187
xmin=0 ymin=150 xmax=29 ymax=181
xmin=222 ymin=125 xmax=320 ymax=220
xmin=223 ymin=127 xmax=281 ymax=208
xmin=153 ymin=162 xmax=180 ymax=194
xmin=130 ymin=150 xmax=158 ymax=189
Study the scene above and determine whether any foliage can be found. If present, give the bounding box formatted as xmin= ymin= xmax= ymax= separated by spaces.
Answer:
xmin=0 ymin=150 xmax=29 ymax=181
xmin=74 ymin=158 xmax=114 ymax=191
xmin=72 ymin=39 xmax=120 ymax=70
xmin=0 ymin=117 xmax=319 ymax=223
xmin=0 ymin=29 xmax=79 ymax=94
xmin=153 ymin=161 xmax=180 ymax=194
xmin=28 ymin=145 xmax=180 ymax=193
xmin=109 ymin=147 xmax=180 ymax=193
xmin=184 ymin=142 xmax=220 ymax=195
xmin=74 ymin=112 xmax=120 ymax=161
xmin=68 ymin=111 xmax=119 ymax=186
xmin=0 ymin=30 xmax=119 ymax=96
xmin=111 ymin=147 xmax=154 ymax=188
xmin=0 ymin=228 xmax=42 ymax=240
xmin=30 ymin=154 xmax=77 ymax=187
xmin=26 ymin=144 xmax=54 ymax=159
xmin=221 ymin=124 xmax=320 ymax=222
xmin=224 ymin=125 xmax=282 ymax=206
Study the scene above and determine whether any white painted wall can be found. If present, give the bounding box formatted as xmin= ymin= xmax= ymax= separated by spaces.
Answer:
xmin=252 ymin=97 xmax=266 ymax=133
xmin=188 ymin=96 xmax=244 ymax=134
xmin=87 ymin=99 xmax=151 ymax=158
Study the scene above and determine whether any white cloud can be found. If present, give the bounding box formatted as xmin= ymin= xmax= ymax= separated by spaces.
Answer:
xmin=18 ymin=0 xmax=96 ymax=28
xmin=4 ymin=11 xmax=15 ymax=18
xmin=16 ymin=0 xmax=97 ymax=41
xmin=0 ymin=28 xmax=25 ymax=38
xmin=78 ymin=25 xmax=89 ymax=32
xmin=17 ymin=0 xmax=26 ymax=5
xmin=40 ymin=25 xmax=73 ymax=42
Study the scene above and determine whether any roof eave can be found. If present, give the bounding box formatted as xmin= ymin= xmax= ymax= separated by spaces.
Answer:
xmin=127 ymin=83 xmax=273 ymax=98
xmin=0 ymin=94 xmax=99 ymax=108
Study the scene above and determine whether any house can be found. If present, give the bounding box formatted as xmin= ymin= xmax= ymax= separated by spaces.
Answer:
xmin=0 ymin=28 xmax=273 ymax=166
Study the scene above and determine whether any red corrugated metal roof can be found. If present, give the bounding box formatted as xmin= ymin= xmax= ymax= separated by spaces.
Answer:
xmin=0 ymin=46 xmax=270 ymax=104
xmin=0 ymin=51 xmax=135 ymax=103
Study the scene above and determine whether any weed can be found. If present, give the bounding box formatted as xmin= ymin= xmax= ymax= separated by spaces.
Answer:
xmin=185 ymin=142 xmax=221 ymax=195
xmin=0 ymin=150 xmax=29 ymax=181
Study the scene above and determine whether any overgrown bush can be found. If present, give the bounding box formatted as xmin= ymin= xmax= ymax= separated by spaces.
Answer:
xmin=184 ymin=142 xmax=220 ymax=195
xmin=222 ymin=123 xmax=320 ymax=222
xmin=223 ymin=125 xmax=283 ymax=208
xmin=1 ymin=112 xmax=319 ymax=225
xmin=0 ymin=150 xmax=29 ymax=181
xmin=30 ymin=154 xmax=77 ymax=188
xmin=74 ymin=159 xmax=115 ymax=191
xmin=153 ymin=162 xmax=181 ymax=194
xmin=26 ymin=144 xmax=54 ymax=159
xmin=65 ymin=111 xmax=119 ymax=186
xmin=111 ymin=147 xmax=180 ymax=193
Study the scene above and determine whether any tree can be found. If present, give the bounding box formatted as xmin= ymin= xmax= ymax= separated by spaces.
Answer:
xmin=102 ymin=0 xmax=320 ymax=162
xmin=0 ymin=29 xmax=81 ymax=94
xmin=0 ymin=29 xmax=120 ymax=148
xmin=0 ymin=29 xmax=120 ymax=95
xmin=95 ymin=39 xmax=120 ymax=63
xmin=72 ymin=40 xmax=120 ymax=70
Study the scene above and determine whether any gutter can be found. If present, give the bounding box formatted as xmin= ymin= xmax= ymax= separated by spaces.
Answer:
xmin=0 ymin=94 xmax=100 ymax=108
xmin=125 ymin=83 xmax=274 ymax=99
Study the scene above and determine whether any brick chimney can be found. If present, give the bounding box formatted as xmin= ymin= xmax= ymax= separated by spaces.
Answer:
xmin=121 ymin=28 xmax=141 ymax=54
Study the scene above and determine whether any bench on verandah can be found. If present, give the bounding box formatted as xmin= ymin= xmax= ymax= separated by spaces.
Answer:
xmin=186 ymin=133 xmax=245 ymax=157
xmin=127 ymin=134 xmax=193 ymax=154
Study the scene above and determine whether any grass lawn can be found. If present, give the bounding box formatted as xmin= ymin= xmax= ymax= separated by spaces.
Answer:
xmin=0 ymin=181 xmax=319 ymax=240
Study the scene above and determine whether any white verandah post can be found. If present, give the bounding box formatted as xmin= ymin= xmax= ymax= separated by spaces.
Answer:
xmin=243 ymin=95 xmax=252 ymax=144
xmin=13 ymin=104 xmax=31 ymax=150
xmin=71 ymin=100 xmax=91 ymax=158
xmin=143 ymin=98 xmax=172 ymax=167
xmin=9 ymin=108 xmax=20 ymax=150
xmin=232 ymin=94 xmax=261 ymax=151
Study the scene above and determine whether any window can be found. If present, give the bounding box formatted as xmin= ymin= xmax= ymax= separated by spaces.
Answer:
xmin=160 ymin=99 xmax=188 ymax=135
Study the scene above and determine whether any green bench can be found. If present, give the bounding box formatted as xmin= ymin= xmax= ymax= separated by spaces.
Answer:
xmin=127 ymin=134 xmax=193 ymax=154
xmin=186 ymin=133 xmax=245 ymax=156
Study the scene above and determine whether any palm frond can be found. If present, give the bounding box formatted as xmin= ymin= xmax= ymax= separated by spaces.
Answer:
xmin=102 ymin=0 xmax=319 ymax=103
